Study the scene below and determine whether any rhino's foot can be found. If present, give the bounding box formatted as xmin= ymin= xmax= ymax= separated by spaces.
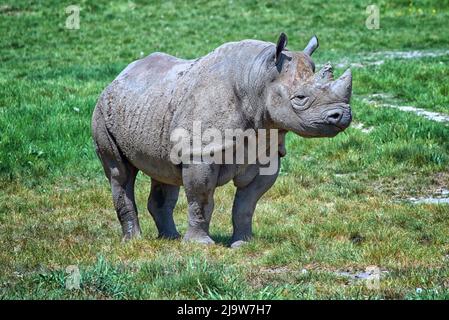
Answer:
xmin=184 ymin=236 xmax=215 ymax=245
xmin=183 ymin=230 xmax=215 ymax=245
xmin=121 ymin=231 xmax=141 ymax=242
xmin=121 ymin=220 xmax=142 ymax=242
xmin=158 ymin=231 xmax=181 ymax=240
xmin=230 ymin=233 xmax=252 ymax=248
xmin=230 ymin=240 xmax=248 ymax=249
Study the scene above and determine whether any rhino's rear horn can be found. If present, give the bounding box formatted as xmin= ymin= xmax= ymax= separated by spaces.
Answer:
xmin=304 ymin=35 xmax=319 ymax=56
xmin=315 ymin=62 xmax=334 ymax=83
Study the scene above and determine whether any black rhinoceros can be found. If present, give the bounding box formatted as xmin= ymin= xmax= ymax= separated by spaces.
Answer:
xmin=92 ymin=33 xmax=352 ymax=247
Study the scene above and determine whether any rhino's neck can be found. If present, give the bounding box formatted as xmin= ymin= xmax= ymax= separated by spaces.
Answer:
xmin=220 ymin=40 xmax=275 ymax=129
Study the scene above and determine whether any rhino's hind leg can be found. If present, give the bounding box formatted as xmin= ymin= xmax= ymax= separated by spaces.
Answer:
xmin=230 ymin=162 xmax=280 ymax=248
xmin=92 ymin=108 xmax=141 ymax=241
xmin=182 ymin=164 xmax=219 ymax=245
xmin=148 ymin=179 xmax=180 ymax=239
xmin=109 ymin=163 xmax=141 ymax=241
xmin=99 ymin=156 xmax=141 ymax=241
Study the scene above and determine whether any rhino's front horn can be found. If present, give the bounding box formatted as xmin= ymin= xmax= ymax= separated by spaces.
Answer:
xmin=331 ymin=69 xmax=352 ymax=100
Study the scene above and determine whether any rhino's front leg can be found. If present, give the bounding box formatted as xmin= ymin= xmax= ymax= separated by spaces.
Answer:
xmin=231 ymin=160 xmax=280 ymax=248
xmin=182 ymin=164 xmax=219 ymax=244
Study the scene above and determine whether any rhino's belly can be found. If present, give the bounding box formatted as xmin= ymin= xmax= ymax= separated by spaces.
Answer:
xmin=217 ymin=163 xmax=259 ymax=187
xmin=125 ymin=148 xmax=258 ymax=187
xmin=130 ymin=151 xmax=183 ymax=186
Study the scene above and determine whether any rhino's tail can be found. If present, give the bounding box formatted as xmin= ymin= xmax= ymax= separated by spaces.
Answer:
xmin=91 ymin=102 xmax=132 ymax=181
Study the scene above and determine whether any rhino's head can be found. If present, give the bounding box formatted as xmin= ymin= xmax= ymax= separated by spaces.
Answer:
xmin=264 ymin=33 xmax=352 ymax=137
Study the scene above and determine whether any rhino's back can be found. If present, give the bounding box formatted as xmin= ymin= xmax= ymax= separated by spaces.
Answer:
xmin=98 ymin=53 xmax=196 ymax=185
xmin=116 ymin=52 xmax=194 ymax=91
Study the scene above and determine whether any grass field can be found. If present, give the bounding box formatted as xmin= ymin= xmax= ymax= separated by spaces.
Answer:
xmin=1 ymin=0 xmax=449 ymax=299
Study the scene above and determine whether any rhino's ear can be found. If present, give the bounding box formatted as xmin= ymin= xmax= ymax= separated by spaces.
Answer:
xmin=275 ymin=32 xmax=288 ymax=65
xmin=304 ymin=35 xmax=319 ymax=56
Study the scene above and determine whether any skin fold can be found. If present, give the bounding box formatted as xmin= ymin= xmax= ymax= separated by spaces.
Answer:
xmin=92 ymin=33 xmax=352 ymax=247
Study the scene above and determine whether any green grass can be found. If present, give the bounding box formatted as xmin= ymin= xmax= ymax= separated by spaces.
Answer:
xmin=355 ymin=56 xmax=449 ymax=113
xmin=1 ymin=0 xmax=449 ymax=299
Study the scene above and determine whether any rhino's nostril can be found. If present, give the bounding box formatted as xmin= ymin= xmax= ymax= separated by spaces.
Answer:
xmin=326 ymin=110 xmax=343 ymax=125
xmin=328 ymin=112 xmax=341 ymax=120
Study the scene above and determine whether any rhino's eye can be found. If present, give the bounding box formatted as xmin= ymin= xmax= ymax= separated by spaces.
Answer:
xmin=291 ymin=95 xmax=310 ymax=110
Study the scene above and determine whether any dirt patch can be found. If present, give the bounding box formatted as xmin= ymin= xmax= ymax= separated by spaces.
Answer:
xmin=260 ymin=266 xmax=291 ymax=274
xmin=333 ymin=49 xmax=449 ymax=69
xmin=0 ymin=5 xmax=35 ymax=16
xmin=336 ymin=266 xmax=389 ymax=286
xmin=373 ymin=171 xmax=449 ymax=203
xmin=383 ymin=105 xmax=449 ymax=123
xmin=408 ymin=188 xmax=449 ymax=205
xmin=361 ymin=93 xmax=449 ymax=124
xmin=352 ymin=122 xmax=374 ymax=133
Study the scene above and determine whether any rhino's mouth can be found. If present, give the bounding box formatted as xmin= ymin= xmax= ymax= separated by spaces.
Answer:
xmin=330 ymin=123 xmax=345 ymax=131
xmin=309 ymin=112 xmax=352 ymax=137
xmin=332 ymin=121 xmax=349 ymax=131
xmin=297 ymin=123 xmax=343 ymax=138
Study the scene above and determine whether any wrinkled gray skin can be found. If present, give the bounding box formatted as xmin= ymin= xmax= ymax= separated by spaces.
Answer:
xmin=92 ymin=33 xmax=352 ymax=247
